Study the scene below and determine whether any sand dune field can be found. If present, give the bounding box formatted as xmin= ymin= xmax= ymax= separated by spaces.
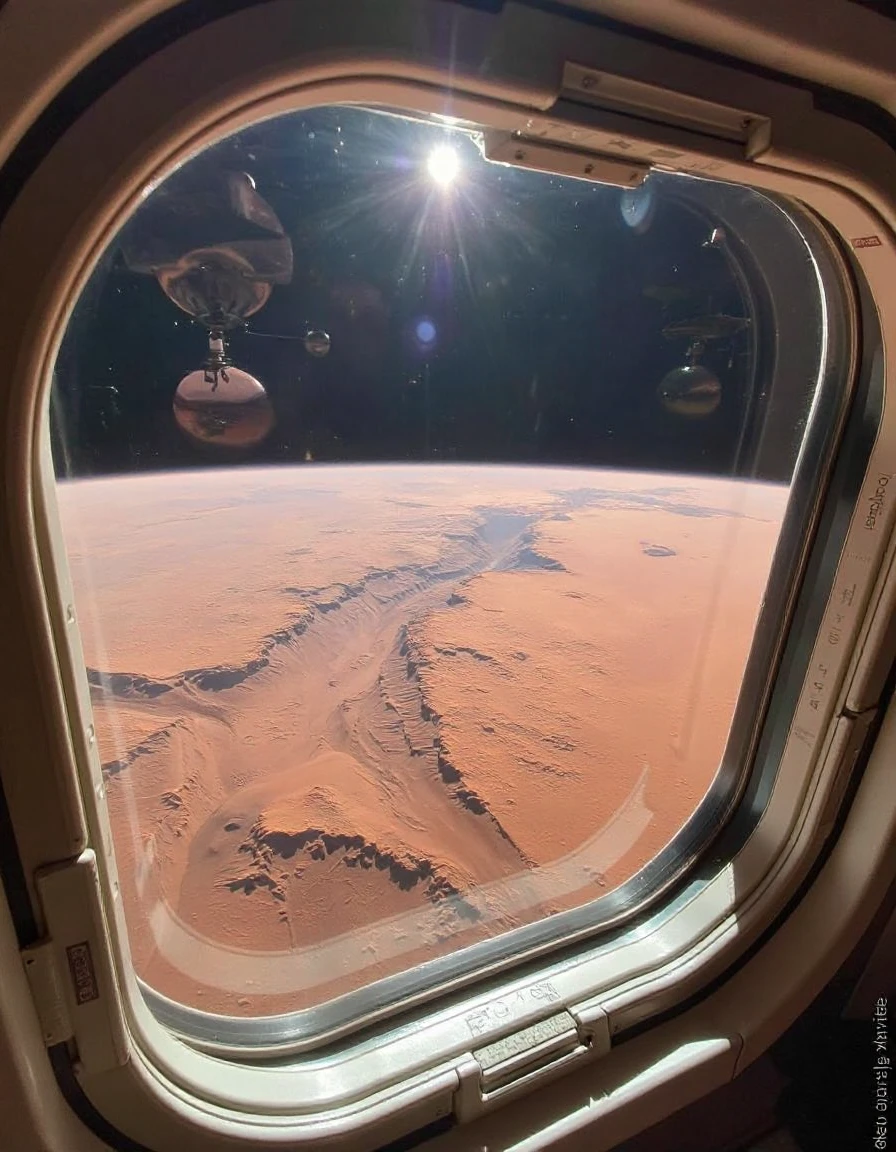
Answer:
xmin=56 ymin=465 xmax=786 ymax=1017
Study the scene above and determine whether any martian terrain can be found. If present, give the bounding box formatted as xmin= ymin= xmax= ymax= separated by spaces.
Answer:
xmin=55 ymin=464 xmax=786 ymax=1017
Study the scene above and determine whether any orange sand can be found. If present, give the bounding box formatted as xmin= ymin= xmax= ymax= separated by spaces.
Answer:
xmin=56 ymin=465 xmax=786 ymax=1016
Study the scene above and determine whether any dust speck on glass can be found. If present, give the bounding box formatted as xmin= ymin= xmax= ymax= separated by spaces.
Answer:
xmin=49 ymin=105 xmax=826 ymax=1028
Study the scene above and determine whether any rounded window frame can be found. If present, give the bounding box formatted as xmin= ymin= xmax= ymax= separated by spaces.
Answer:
xmin=2 ymin=1 xmax=896 ymax=1148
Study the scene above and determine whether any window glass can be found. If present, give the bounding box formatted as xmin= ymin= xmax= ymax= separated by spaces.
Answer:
xmin=50 ymin=105 xmax=825 ymax=1024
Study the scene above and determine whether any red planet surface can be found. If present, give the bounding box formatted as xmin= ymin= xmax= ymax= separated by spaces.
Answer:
xmin=56 ymin=463 xmax=785 ymax=1017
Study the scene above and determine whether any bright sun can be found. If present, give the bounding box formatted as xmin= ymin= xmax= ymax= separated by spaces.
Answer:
xmin=427 ymin=145 xmax=460 ymax=187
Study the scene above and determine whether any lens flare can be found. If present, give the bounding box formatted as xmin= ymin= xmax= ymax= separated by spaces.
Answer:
xmin=414 ymin=318 xmax=437 ymax=349
xmin=620 ymin=183 xmax=656 ymax=234
xmin=427 ymin=146 xmax=460 ymax=187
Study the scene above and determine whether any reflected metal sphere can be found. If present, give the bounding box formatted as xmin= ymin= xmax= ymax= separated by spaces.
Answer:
xmin=619 ymin=183 xmax=656 ymax=234
xmin=173 ymin=367 xmax=274 ymax=448
xmin=658 ymin=364 xmax=722 ymax=418
xmin=304 ymin=329 xmax=331 ymax=357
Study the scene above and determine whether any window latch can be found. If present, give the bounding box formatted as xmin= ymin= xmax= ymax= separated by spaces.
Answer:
xmin=454 ymin=1004 xmax=610 ymax=1121
xmin=21 ymin=938 xmax=74 ymax=1048
xmin=21 ymin=850 xmax=128 ymax=1071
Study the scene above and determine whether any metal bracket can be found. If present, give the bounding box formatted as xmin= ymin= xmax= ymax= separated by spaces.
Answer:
xmin=485 ymin=58 xmax=776 ymax=191
xmin=21 ymin=938 xmax=74 ymax=1047
xmin=480 ymin=130 xmax=649 ymax=188
xmin=561 ymin=63 xmax=768 ymax=150
xmin=454 ymin=1004 xmax=610 ymax=1121
xmin=817 ymin=709 xmax=877 ymax=844
xmin=32 ymin=850 xmax=128 ymax=1071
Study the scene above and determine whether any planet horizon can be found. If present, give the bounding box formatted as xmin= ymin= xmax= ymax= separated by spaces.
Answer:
xmin=57 ymin=463 xmax=786 ymax=1017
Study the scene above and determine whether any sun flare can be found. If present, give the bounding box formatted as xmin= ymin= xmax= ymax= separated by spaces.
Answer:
xmin=426 ymin=145 xmax=460 ymax=187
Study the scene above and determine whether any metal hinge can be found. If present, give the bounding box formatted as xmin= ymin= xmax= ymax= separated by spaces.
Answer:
xmin=560 ymin=63 xmax=769 ymax=150
xmin=487 ymin=60 xmax=776 ymax=191
xmin=454 ymin=1004 xmax=609 ymax=1120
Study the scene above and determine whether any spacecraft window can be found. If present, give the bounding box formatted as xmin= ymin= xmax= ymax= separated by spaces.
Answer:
xmin=47 ymin=102 xmax=849 ymax=1054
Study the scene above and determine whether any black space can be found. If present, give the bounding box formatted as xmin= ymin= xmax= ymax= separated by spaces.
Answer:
xmin=52 ymin=105 xmax=813 ymax=481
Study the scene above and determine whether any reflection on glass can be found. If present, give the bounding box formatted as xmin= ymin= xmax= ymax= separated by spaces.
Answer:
xmin=658 ymin=364 xmax=722 ymax=417
xmin=50 ymin=104 xmax=825 ymax=1024
xmin=173 ymin=366 xmax=274 ymax=448
xmin=303 ymin=329 xmax=331 ymax=358
xmin=121 ymin=168 xmax=293 ymax=329
xmin=619 ymin=182 xmax=656 ymax=232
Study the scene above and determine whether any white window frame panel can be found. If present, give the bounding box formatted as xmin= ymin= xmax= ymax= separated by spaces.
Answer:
xmin=0 ymin=1 xmax=895 ymax=1150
